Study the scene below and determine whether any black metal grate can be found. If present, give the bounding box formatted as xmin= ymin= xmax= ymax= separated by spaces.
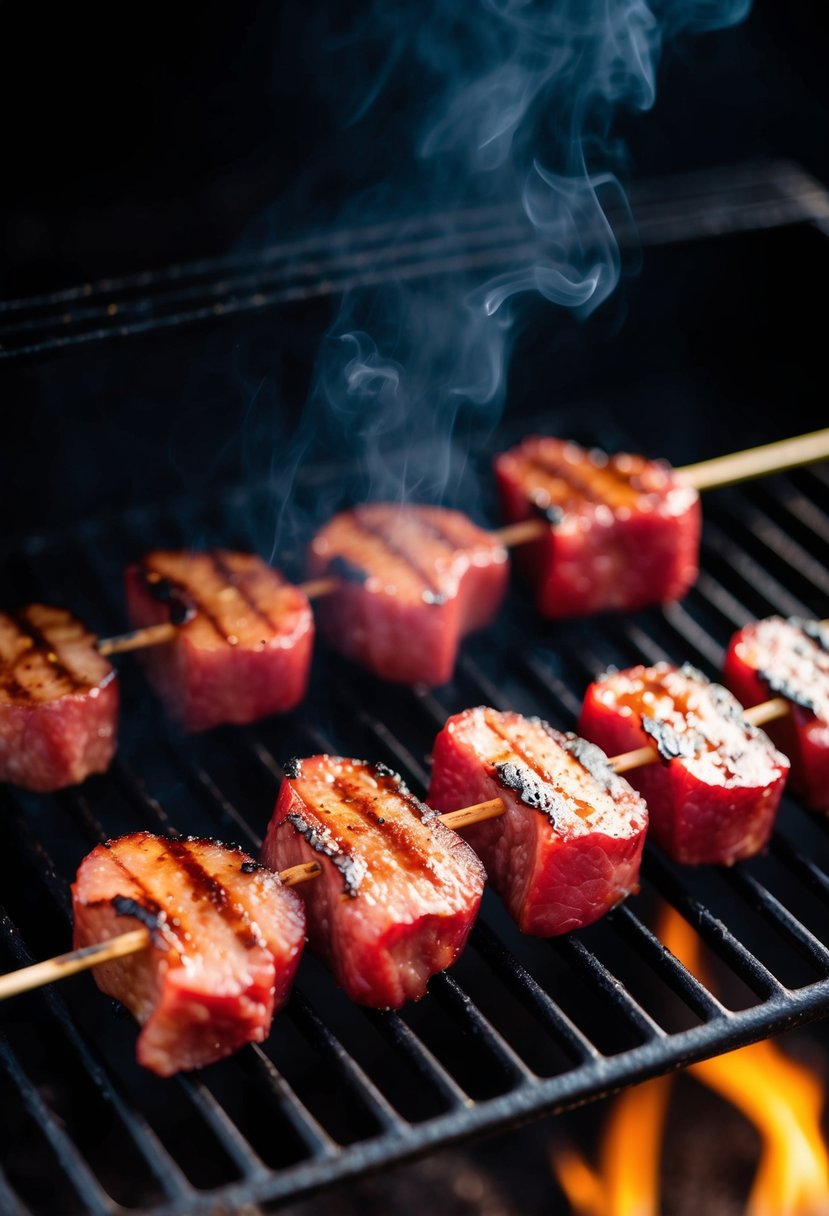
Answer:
xmin=2 ymin=162 xmax=829 ymax=1214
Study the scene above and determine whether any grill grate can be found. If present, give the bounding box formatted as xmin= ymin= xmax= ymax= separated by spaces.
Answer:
xmin=2 ymin=163 xmax=829 ymax=1214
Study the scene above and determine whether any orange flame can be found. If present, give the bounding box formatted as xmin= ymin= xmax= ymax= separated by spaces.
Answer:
xmin=552 ymin=907 xmax=829 ymax=1215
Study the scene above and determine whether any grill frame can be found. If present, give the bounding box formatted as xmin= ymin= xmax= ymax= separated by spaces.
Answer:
xmin=2 ymin=161 xmax=829 ymax=1215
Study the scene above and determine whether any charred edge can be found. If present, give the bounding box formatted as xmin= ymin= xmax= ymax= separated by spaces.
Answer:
xmin=285 ymin=811 xmax=365 ymax=897
xmin=282 ymin=757 xmax=302 ymax=779
xmin=562 ymin=732 xmax=626 ymax=796
xmin=240 ymin=860 xmax=261 ymax=874
xmin=331 ymin=771 xmax=440 ymax=884
xmin=111 ymin=895 xmax=165 ymax=947
xmin=352 ymin=508 xmax=445 ymax=598
xmin=801 ymin=617 xmax=829 ymax=654
xmin=209 ymin=550 xmax=275 ymax=632
xmin=164 ymin=840 xmax=261 ymax=949
xmin=138 ymin=561 xmax=199 ymax=629
xmin=10 ymin=609 xmax=86 ymax=692
xmin=757 ymin=669 xmax=820 ymax=717
xmin=706 ymin=675 xmax=760 ymax=730
xmin=327 ymin=554 xmax=369 ymax=585
xmin=641 ymin=714 xmax=705 ymax=762
xmin=495 ymin=760 xmax=565 ymax=827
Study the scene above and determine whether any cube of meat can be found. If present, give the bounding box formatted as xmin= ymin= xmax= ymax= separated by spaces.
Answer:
xmin=426 ymin=707 xmax=647 ymax=936
xmin=578 ymin=663 xmax=789 ymax=865
xmin=124 ymin=550 xmax=314 ymax=732
xmin=0 ymin=605 xmax=118 ymax=791
xmin=724 ymin=616 xmax=829 ymax=813
xmin=307 ymin=504 xmax=508 ymax=686
xmin=72 ymin=833 xmax=306 ymax=1076
xmin=494 ymin=436 xmax=700 ymax=617
xmin=261 ymin=756 xmax=485 ymax=1008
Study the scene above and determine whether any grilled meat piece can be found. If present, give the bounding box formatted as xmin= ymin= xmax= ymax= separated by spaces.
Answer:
xmin=426 ymin=707 xmax=647 ymax=936
xmin=72 ymin=832 xmax=306 ymax=1076
xmin=307 ymin=504 xmax=508 ymax=685
xmin=261 ymin=755 xmax=485 ymax=1008
xmin=124 ymin=550 xmax=314 ymax=732
xmin=0 ymin=605 xmax=118 ymax=790
xmin=724 ymin=616 xmax=829 ymax=812
xmin=494 ymin=437 xmax=700 ymax=617
xmin=578 ymin=663 xmax=789 ymax=865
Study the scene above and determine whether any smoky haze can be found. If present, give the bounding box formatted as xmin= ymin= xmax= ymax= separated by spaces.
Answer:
xmin=261 ymin=0 xmax=752 ymax=556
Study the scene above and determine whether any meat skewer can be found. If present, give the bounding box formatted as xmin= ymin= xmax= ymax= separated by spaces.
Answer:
xmin=0 ymin=797 xmax=502 ymax=1006
xmin=97 ymin=426 xmax=829 ymax=659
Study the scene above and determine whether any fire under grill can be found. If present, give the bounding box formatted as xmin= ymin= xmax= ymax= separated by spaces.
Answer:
xmin=2 ymin=160 xmax=829 ymax=1214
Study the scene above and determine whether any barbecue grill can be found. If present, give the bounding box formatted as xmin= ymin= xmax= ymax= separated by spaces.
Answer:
xmin=2 ymin=159 xmax=829 ymax=1215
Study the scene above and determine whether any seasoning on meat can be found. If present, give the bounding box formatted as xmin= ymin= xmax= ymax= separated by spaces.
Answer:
xmin=0 ymin=604 xmax=118 ymax=790
xmin=724 ymin=616 xmax=829 ymax=813
xmin=307 ymin=504 xmax=509 ymax=685
xmin=261 ymin=755 xmax=485 ymax=1008
xmin=72 ymin=832 xmax=306 ymax=1076
xmin=494 ymin=436 xmax=700 ymax=617
xmin=426 ymin=707 xmax=647 ymax=936
xmin=578 ymin=662 xmax=789 ymax=865
xmin=124 ymin=550 xmax=314 ymax=732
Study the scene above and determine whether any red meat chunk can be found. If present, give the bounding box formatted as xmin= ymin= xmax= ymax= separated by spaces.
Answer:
xmin=494 ymin=436 xmax=701 ymax=617
xmin=426 ymin=707 xmax=647 ymax=936
xmin=261 ymin=755 xmax=485 ymax=1008
xmin=307 ymin=504 xmax=508 ymax=685
xmin=0 ymin=605 xmax=118 ymax=791
xmin=724 ymin=616 xmax=829 ymax=813
xmin=124 ymin=550 xmax=314 ymax=732
xmin=72 ymin=833 xmax=306 ymax=1076
xmin=578 ymin=663 xmax=789 ymax=865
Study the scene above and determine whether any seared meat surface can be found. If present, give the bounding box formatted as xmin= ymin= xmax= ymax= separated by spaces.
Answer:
xmin=73 ymin=832 xmax=306 ymax=1075
xmin=0 ymin=604 xmax=118 ymax=790
xmin=307 ymin=504 xmax=508 ymax=685
xmin=262 ymin=755 xmax=485 ymax=1008
xmin=495 ymin=437 xmax=700 ymax=617
xmin=579 ymin=662 xmax=789 ymax=865
xmin=124 ymin=549 xmax=314 ymax=732
xmin=427 ymin=707 xmax=647 ymax=935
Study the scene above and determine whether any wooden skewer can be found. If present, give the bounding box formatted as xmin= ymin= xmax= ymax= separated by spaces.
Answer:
xmin=0 ymin=678 xmax=793 ymax=1003
xmin=96 ymin=427 xmax=829 ymax=658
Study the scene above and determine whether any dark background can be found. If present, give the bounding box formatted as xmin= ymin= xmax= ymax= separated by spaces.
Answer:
xmin=1 ymin=0 xmax=827 ymax=544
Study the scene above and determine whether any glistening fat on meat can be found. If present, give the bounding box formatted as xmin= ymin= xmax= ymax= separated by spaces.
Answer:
xmin=0 ymin=604 xmax=118 ymax=791
xmin=427 ymin=707 xmax=648 ymax=936
xmin=578 ymin=662 xmax=790 ymax=865
xmin=495 ymin=436 xmax=700 ymax=617
xmin=261 ymin=755 xmax=486 ymax=1008
xmin=307 ymin=504 xmax=509 ymax=685
xmin=724 ymin=616 xmax=829 ymax=813
xmin=72 ymin=833 xmax=306 ymax=1076
xmin=124 ymin=550 xmax=314 ymax=732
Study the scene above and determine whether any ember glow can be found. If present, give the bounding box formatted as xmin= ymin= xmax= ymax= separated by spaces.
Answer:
xmin=551 ymin=906 xmax=829 ymax=1215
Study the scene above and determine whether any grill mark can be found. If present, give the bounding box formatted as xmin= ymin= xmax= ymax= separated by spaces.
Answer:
xmin=351 ymin=509 xmax=446 ymax=600
xmin=520 ymin=452 xmax=638 ymax=510
xmin=483 ymin=709 xmax=552 ymax=786
xmin=10 ymin=609 xmax=86 ymax=694
xmin=163 ymin=839 xmax=262 ymax=950
xmin=209 ymin=550 xmax=277 ymax=634
xmin=105 ymin=848 xmax=182 ymax=951
xmin=329 ymin=767 xmax=441 ymax=886
xmin=753 ymin=620 xmax=829 ymax=718
xmin=139 ymin=558 xmax=225 ymax=640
